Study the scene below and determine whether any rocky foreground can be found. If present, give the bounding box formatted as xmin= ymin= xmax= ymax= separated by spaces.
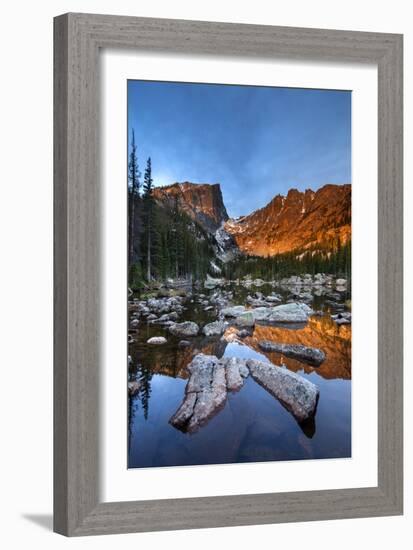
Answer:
xmin=128 ymin=274 xmax=351 ymax=432
xmin=170 ymin=353 xmax=319 ymax=433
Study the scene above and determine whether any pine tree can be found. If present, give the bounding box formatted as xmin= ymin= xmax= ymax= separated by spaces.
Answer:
xmin=128 ymin=129 xmax=141 ymax=266
xmin=143 ymin=157 xmax=154 ymax=282
xmin=172 ymin=195 xmax=180 ymax=279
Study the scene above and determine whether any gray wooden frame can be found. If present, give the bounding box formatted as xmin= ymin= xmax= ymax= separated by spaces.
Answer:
xmin=54 ymin=12 xmax=403 ymax=536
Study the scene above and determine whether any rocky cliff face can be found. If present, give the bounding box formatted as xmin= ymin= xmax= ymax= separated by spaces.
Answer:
xmin=153 ymin=182 xmax=351 ymax=259
xmin=152 ymin=182 xmax=229 ymax=233
xmin=224 ymin=184 xmax=351 ymax=256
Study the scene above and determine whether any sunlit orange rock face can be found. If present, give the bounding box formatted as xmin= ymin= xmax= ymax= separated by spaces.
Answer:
xmin=152 ymin=182 xmax=228 ymax=232
xmin=240 ymin=316 xmax=351 ymax=380
xmin=143 ymin=316 xmax=351 ymax=381
xmin=224 ymin=183 xmax=351 ymax=256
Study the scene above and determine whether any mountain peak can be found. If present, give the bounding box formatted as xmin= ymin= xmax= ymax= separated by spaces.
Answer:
xmin=224 ymin=183 xmax=351 ymax=256
xmin=152 ymin=181 xmax=228 ymax=232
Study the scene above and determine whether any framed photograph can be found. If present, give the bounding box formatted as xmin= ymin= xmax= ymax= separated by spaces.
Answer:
xmin=54 ymin=13 xmax=403 ymax=536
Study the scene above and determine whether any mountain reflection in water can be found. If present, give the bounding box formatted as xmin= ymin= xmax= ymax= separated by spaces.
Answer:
xmin=128 ymin=286 xmax=351 ymax=468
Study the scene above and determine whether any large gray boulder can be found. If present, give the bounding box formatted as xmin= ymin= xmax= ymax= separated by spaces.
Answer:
xmin=247 ymin=359 xmax=319 ymax=422
xmin=170 ymin=354 xmax=227 ymax=432
xmin=170 ymin=354 xmax=250 ymax=432
xmin=169 ymin=353 xmax=319 ymax=433
xmin=202 ymin=320 xmax=227 ymax=337
xmin=169 ymin=352 xmax=320 ymax=432
xmin=168 ymin=321 xmax=199 ymax=337
xmin=235 ymin=302 xmax=313 ymax=324
xmin=258 ymin=341 xmax=326 ymax=366
xmin=264 ymin=302 xmax=313 ymax=323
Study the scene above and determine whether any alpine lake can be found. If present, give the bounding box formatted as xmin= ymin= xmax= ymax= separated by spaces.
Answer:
xmin=128 ymin=277 xmax=351 ymax=468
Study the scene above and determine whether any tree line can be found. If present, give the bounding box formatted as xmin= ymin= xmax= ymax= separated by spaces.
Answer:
xmin=222 ymin=238 xmax=351 ymax=281
xmin=128 ymin=130 xmax=215 ymax=291
xmin=129 ymin=129 xmax=351 ymax=290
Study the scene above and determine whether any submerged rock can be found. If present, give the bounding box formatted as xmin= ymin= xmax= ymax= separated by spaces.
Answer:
xmin=169 ymin=321 xmax=199 ymax=337
xmin=202 ymin=320 xmax=227 ymax=337
xmin=247 ymin=359 xmax=319 ymax=422
xmin=147 ymin=336 xmax=167 ymax=345
xmin=258 ymin=341 xmax=326 ymax=366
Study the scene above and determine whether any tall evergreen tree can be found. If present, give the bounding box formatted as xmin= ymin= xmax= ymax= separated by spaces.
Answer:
xmin=128 ymin=129 xmax=141 ymax=265
xmin=143 ymin=157 xmax=154 ymax=281
xmin=172 ymin=195 xmax=181 ymax=279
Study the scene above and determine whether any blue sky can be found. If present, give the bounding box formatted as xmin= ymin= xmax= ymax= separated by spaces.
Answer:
xmin=128 ymin=80 xmax=351 ymax=218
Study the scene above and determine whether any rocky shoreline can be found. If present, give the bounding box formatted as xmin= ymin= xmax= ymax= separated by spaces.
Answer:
xmin=128 ymin=273 xmax=350 ymax=343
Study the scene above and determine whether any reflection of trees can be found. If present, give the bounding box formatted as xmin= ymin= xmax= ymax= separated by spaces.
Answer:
xmin=127 ymin=369 xmax=141 ymax=457
xmin=136 ymin=337 xmax=228 ymax=380
xmin=137 ymin=366 xmax=153 ymax=420
xmin=127 ymin=391 xmax=134 ymax=456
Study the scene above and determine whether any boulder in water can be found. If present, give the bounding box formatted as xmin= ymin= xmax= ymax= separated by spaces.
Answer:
xmin=247 ymin=359 xmax=319 ymax=422
xmin=147 ymin=336 xmax=167 ymax=345
xmin=202 ymin=320 xmax=227 ymax=337
xmin=169 ymin=321 xmax=199 ymax=337
xmin=258 ymin=341 xmax=326 ymax=366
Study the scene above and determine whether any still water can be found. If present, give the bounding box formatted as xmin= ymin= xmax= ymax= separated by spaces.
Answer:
xmin=128 ymin=283 xmax=351 ymax=468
